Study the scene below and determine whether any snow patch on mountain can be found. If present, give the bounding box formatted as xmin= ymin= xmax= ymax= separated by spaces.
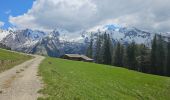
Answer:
xmin=0 ymin=30 xmax=10 ymax=41
xmin=104 ymin=24 xmax=122 ymax=31
xmin=86 ymin=24 xmax=156 ymax=46
xmin=57 ymin=29 xmax=85 ymax=43
xmin=88 ymin=24 xmax=122 ymax=32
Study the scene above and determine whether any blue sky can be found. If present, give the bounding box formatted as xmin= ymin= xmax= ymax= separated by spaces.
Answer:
xmin=0 ymin=0 xmax=34 ymax=29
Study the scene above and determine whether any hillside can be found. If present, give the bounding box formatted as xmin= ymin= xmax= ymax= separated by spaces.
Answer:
xmin=38 ymin=58 xmax=170 ymax=100
xmin=0 ymin=49 xmax=33 ymax=73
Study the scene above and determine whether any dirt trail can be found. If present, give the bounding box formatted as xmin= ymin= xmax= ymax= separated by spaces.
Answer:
xmin=0 ymin=55 xmax=45 ymax=100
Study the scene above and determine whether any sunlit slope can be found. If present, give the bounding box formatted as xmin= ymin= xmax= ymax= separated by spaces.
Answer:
xmin=39 ymin=57 xmax=170 ymax=100
xmin=0 ymin=49 xmax=33 ymax=72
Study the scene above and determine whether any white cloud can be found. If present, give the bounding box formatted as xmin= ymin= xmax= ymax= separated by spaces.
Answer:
xmin=9 ymin=0 xmax=98 ymax=32
xmin=9 ymin=0 xmax=170 ymax=32
xmin=0 ymin=21 xmax=4 ymax=27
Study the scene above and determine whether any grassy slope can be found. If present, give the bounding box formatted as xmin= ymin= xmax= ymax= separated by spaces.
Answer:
xmin=0 ymin=49 xmax=33 ymax=73
xmin=39 ymin=57 xmax=170 ymax=100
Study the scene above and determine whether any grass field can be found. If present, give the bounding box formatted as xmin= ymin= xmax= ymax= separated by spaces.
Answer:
xmin=0 ymin=49 xmax=33 ymax=73
xmin=38 ymin=57 xmax=170 ymax=100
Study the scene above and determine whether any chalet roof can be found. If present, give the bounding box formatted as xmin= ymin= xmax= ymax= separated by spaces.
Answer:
xmin=80 ymin=55 xmax=93 ymax=61
xmin=64 ymin=54 xmax=93 ymax=61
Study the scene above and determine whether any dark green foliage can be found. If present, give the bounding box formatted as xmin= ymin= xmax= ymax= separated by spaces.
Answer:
xmin=151 ymin=35 xmax=157 ymax=73
xmin=166 ymin=42 xmax=170 ymax=76
xmin=156 ymin=35 xmax=165 ymax=75
xmin=136 ymin=44 xmax=150 ymax=73
xmin=87 ymin=33 xmax=169 ymax=77
xmin=86 ymin=34 xmax=93 ymax=58
xmin=126 ymin=41 xmax=137 ymax=70
xmin=151 ymin=35 xmax=166 ymax=75
xmin=101 ymin=33 xmax=112 ymax=65
xmin=113 ymin=42 xmax=124 ymax=67
xmin=93 ymin=33 xmax=112 ymax=65
xmin=94 ymin=34 xmax=102 ymax=63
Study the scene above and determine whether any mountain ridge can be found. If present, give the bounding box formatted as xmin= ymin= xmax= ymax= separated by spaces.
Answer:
xmin=0 ymin=25 xmax=169 ymax=57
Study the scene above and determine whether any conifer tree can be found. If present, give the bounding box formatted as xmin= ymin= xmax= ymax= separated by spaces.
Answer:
xmin=114 ymin=42 xmax=124 ymax=67
xmin=102 ymin=33 xmax=112 ymax=65
xmin=137 ymin=44 xmax=150 ymax=72
xmin=156 ymin=35 xmax=165 ymax=75
xmin=151 ymin=35 xmax=157 ymax=73
xmin=126 ymin=41 xmax=137 ymax=70
xmin=86 ymin=34 xmax=93 ymax=58
xmin=95 ymin=34 xmax=102 ymax=63
xmin=166 ymin=41 xmax=170 ymax=76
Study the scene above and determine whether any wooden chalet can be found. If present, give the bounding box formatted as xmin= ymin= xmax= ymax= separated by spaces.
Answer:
xmin=61 ymin=54 xmax=94 ymax=62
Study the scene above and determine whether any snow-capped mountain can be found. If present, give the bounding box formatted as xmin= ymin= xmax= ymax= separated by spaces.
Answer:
xmin=86 ymin=24 xmax=155 ymax=46
xmin=0 ymin=28 xmax=87 ymax=57
xmin=1 ymin=29 xmax=47 ymax=52
xmin=29 ymin=29 xmax=87 ymax=57
xmin=0 ymin=29 xmax=11 ymax=41
xmin=0 ymin=24 xmax=169 ymax=57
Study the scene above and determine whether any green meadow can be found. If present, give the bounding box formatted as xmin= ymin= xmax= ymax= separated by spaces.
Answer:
xmin=38 ymin=57 xmax=170 ymax=100
xmin=0 ymin=49 xmax=33 ymax=73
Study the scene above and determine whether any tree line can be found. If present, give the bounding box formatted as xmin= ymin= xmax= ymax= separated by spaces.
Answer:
xmin=86 ymin=33 xmax=170 ymax=77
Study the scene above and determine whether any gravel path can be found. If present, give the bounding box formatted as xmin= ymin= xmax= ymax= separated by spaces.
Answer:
xmin=0 ymin=55 xmax=45 ymax=100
